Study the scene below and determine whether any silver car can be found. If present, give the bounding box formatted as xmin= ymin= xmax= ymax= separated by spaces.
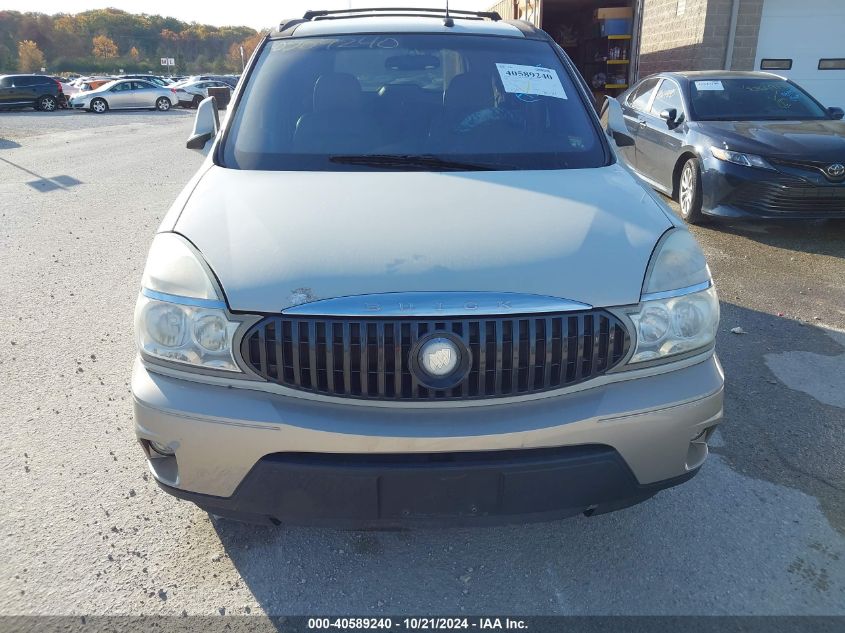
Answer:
xmin=132 ymin=8 xmax=724 ymax=527
xmin=70 ymin=79 xmax=176 ymax=113
xmin=174 ymin=80 xmax=232 ymax=109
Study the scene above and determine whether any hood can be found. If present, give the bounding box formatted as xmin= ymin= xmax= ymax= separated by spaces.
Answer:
xmin=173 ymin=164 xmax=673 ymax=313
xmin=697 ymin=119 xmax=845 ymax=161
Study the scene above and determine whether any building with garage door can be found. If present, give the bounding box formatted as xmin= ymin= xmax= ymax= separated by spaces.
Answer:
xmin=489 ymin=0 xmax=845 ymax=106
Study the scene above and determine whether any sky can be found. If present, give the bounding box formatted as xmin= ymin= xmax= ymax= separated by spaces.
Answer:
xmin=0 ymin=1 xmax=495 ymax=30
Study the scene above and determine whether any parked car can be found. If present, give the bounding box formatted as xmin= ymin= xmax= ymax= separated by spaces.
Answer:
xmin=78 ymin=78 xmax=115 ymax=92
xmin=616 ymin=71 xmax=845 ymax=223
xmin=133 ymin=8 xmax=724 ymax=526
xmin=175 ymin=80 xmax=232 ymax=108
xmin=53 ymin=76 xmax=79 ymax=104
xmin=0 ymin=74 xmax=63 ymax=111
xmin=118 ymin=74 xmax=171 ymax=87
xmin=69 ymin=79 xmax=177 ymax=113
xmin=184 ymin=74 xmax=239 ymax=88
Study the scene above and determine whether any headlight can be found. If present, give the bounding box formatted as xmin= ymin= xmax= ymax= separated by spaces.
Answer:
xmin=628 ymin=287 xmax=719 ymax=363
xmin=627 ymin=229 xmax=719 ymax=364
xmin=134 ymin=233 xmax=242 ymax=372
xmin=710 ymin=146 xmax=773 ymax=170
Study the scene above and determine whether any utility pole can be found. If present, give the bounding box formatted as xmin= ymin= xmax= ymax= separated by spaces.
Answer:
xmin=240 ymin=45 xmax=245 ymax=72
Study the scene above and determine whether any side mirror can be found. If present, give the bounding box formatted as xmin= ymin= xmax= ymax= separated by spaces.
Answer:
xmin=186 ymin=96 xmax=220 ymax=150
xmin=659 ymin=108 xmax=678 ymax=125
xmin=828 ymin=106 xmax=844 ymax=120
xmin=599 ymin=96 xmax=635 ymax=148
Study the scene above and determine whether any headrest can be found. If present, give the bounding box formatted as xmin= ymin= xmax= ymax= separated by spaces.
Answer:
xmin=313 ymin=73 xmax=362 ymax=111
xmin=444 ymin=72 xmax=494 ymax=112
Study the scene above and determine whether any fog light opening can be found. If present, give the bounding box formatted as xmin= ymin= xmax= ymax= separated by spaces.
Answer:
xmin=149 ymin=440 xmax=176 ymax=456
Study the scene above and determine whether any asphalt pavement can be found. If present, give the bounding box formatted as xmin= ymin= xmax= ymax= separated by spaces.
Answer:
xmin=0 ymin=109 xmax=843 ymax=616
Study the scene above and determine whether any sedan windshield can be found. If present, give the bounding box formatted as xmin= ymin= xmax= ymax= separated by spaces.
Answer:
xmin=689 ymin=78 xmax=829 ymax=121
xmin=221 ymin=34 xmax=605 ymax=171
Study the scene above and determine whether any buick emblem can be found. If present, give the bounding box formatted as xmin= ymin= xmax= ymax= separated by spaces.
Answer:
xmin=410 ymin=333 xmax=471 ymax=389
xmin=420 ymin=338 xmax=459 ymax=377
xmin=827 ymin=163 xmax=845 ymax=178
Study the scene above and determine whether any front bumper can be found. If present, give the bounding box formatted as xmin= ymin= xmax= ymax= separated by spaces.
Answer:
xmin=701 ymin=156 xmax=845 ymax=220
xmin=133 ymin=354 xmax=724 ymax=525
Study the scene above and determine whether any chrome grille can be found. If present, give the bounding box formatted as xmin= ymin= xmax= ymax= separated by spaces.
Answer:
xmin=240 ymin=312 xmax=630 ymax=401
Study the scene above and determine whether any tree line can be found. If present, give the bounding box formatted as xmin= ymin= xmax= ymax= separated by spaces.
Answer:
xmin=0 ymin=8 xmax=264 ymax=75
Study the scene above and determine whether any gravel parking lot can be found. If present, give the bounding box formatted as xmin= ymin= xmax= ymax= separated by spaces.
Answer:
xmin=1 ymin=109 xmax=844 ymax=616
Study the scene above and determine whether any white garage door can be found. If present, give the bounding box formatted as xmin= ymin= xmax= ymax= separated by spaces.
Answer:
xmin=754 ymin=0 xmax=845 ymax=107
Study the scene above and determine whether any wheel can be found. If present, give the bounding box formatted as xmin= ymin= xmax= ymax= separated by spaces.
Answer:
xmin=156 ymin=97 xmax=171 ymax=112
xmin=37 ymin=95 xmax=57 ymax=112
xmin=191 ymin=95 xmax=201 ymax=109
xmin=90 ymin=98 xmax=108 ymax=114
xmin=678 ymin=157 xmax=706 ymax=224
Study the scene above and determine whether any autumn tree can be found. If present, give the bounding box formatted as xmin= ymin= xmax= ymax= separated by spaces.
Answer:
xmin=92 ymin=34 xmax=118 ymax=58
xmin=17 ymin=39 xmax=45 ymax=72
xmin=227 ymin=32 xmax=264 ymax=71
xmin=129 ymin=45 xmax=140 ymax=60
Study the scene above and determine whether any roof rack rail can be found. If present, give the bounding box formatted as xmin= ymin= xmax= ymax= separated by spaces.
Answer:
xmin=302 ymin=7 xmax=501 ymax=21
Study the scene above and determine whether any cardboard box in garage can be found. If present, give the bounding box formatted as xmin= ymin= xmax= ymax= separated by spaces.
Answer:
xmin=595 ymin=7 xmax=634 ymax=20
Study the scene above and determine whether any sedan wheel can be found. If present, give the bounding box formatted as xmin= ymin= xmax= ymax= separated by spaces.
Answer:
xmin=37 ymin=95 xmax=57 ymax=112
xmin=678 ymin=158 xmax=705 ymax=224
xmin=156 ymin=97 xmax=171 ymax=112
xmin=90 ymin=98 xmax=108 ymax=114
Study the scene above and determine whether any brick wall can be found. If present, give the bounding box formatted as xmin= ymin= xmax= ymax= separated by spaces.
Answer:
xmin=638 ymin=0 xmax=763 ymax=77
xmin=730 ymin=0 xmax=764 ymax=70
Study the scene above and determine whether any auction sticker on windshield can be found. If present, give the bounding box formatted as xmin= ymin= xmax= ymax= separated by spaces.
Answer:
xmin=496 ymin=64 xmax=567 ymax=99
xmin=695 ymin=80 xmax=724 ymax=91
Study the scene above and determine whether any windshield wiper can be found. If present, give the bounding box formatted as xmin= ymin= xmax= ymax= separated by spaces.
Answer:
xmin=328 ymin=154 xmax=505 ymax=171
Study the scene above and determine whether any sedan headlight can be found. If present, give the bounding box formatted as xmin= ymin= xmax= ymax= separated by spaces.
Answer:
xmin=626 ymin=229 xmax=720 ymax=364
xmin=710 ymin=146 xmax=773 ymax=170
xmin=134 ymin=233 xmax=242 ymax=372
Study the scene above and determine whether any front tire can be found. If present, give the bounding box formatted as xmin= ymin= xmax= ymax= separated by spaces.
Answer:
xmin=156 ymin=97 xmax=171 ymax=112
xmin=191 ymin=95 xmax=201 ymax=109
xmin=678 ymin=157 xmax=705 ymax=224
xmin=90 ymin=98 xmax=108 ymax=114
xmin=37 ymin=95 xmax=57 ymax=112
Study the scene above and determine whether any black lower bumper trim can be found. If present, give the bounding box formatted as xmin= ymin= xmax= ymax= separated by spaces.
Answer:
xmin=158 ymin=445 xmax=699 ymax=527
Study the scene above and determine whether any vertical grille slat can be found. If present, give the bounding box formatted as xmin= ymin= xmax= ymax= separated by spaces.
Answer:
xmin=326 ymin=322 xmax=335 ymax=393
xmin=257 ymin=324 xmax=268 ymax=378
xmin=510 ymin=319 xmax=521 ymax=394
xmin=290 ymin=320 xmax=302 ymax=387
xmin=527 ymin=318 xmax=537 ymax=391
xmin=494 ymin=319 xmax=504 ymax=395
xmin=376 ymin=321 xmax=386 ymax=397
xmin=342 ymin=322 xmax=352 ymax=395
xmin=574 ymin=315 xmax=585 ymax=382
xmin=359 ymin=322 xmax=369 ymax=397
xmin=274 ymin=317 xmax=285 ymax=381
xmin=242 ymin=310 xmax=630 ymax=401
xmin=308 ymin=320 xmax=318 ymax=391
xmin=477 ymin=320 xmax=487 ymax=396
xmin=393 ymin=322 xmax=403 ymax=398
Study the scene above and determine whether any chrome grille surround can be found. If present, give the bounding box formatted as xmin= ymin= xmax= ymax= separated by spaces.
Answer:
xmin=240 ymin=299 xmax=630 ymax=401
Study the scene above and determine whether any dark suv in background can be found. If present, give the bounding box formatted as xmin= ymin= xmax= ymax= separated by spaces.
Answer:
xmin=0 ymin=74 xmax=64 ymax=111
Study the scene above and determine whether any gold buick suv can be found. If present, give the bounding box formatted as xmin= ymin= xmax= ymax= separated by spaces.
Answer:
xmin=132 ymin=8 xmax=724 ymax=526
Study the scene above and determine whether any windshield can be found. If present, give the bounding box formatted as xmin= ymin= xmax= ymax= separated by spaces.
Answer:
xmin=689 ymin=78 xmax=829 ymax=121
xmin=221 ymin=34 xmax=605 ymax=171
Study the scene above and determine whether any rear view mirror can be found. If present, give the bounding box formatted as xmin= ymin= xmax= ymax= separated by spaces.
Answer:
xmin=385 ymin=54 xmax=440 ymax=71
xmin=600 ymin=96 xmax=635 ymax=148
xmin=828 ymin=106 xmax=844 ymax=120
xmin=186 ymin=96 xmax=220 ymax=151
